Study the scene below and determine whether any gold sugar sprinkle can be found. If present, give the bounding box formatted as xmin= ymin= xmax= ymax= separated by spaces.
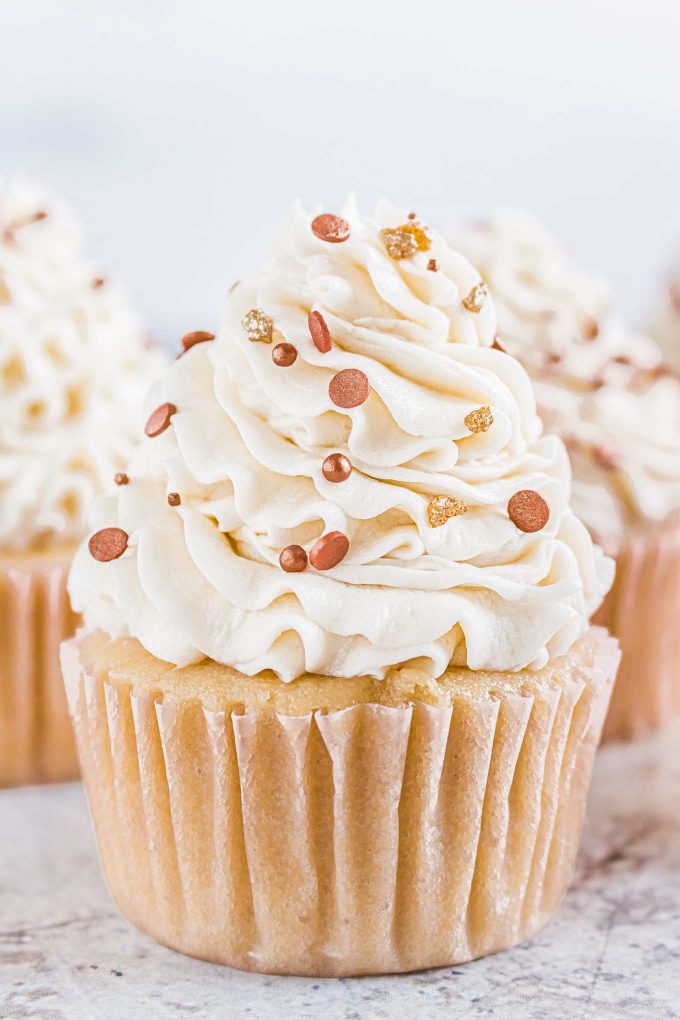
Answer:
xmin=381 ymin=227 xmax=418 ymax=260
xmin=241 ymin=308 xmax=273 ymax=343
xmin=464 ymin=405 xmax=494 ymax=434
xmin=462 ymin=282 xmax=488 ymax=313
xmin=427 ymin=495 xmax=468 ymax=528
xmin=401 ymin=221 xmax=432 ymax=252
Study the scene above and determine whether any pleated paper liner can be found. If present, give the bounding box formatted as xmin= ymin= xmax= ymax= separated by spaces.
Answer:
xmin=62 ymin=626 xmax=619 ymax=977
xmin=0 ymin=545 xmax=80 ymax=786
xmin=596 ymin=514 xmax=680 ymax=742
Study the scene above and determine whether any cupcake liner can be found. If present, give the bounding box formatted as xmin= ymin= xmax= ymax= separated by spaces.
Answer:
xmin=596 ymin=518 xmax=680 ymax=742
xmin=62 ymin=627 xmax=619 ymax=977
xmin=0 ymin=549 xmax=80 ymax=786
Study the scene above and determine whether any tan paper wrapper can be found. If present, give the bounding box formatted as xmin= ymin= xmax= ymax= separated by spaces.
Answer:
xmin=62 ymin=627 xmax=619 ymax=976
xmin=596 ymin=519 xmax=680 ymax=742
xmin=0 ymin=548 xmax=80 ymax=786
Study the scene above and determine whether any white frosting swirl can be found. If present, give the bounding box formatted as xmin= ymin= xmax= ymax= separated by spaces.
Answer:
xmin=650 ymin=257 xmax=680 ymax=373
xmin=456 ymin=213 xmax=680 ymax=549
xmin=0 ymin=178 xmax=164 ymax=550
xmin=70 ymin=198 xmax=612 ymax=681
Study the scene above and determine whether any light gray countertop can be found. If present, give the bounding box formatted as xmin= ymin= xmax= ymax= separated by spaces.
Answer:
xmin=1 ymin=727 xmax=679 ymax=1020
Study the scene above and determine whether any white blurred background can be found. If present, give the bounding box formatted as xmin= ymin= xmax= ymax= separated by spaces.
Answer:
xmin=1 ymin=0 xmax=679 ymax=345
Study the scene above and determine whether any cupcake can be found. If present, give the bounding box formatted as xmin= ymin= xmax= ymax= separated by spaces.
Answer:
xmin=64 ymin=200 xmax=617 ymax=976
xmin=457 ymin=212 xmax=680 ymax=741
xmin=0 ymin=178 xmax=163 ymax=785
xmin=649 ymin=254 xmax=680 ymax=372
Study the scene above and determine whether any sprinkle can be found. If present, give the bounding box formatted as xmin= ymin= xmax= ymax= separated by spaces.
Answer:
xmin=381 ymin=227 xmax=418 ymax=260
xmin=88 ymin=527 xmax=128 ymax=562
xmin=311 ymin=213 xmax=351 ymax=243
xmin=308 ymin=310 xmax=332 ymax=353
xmin=241 ymin=308 xmax=273 ymax=344
xmin=462 ymin=282 xmax=488 ymax=313
xmin=322 ymin=452 xmax=352 ymax=483
xmin=427 ymin=258 xmax=438 ymax=272
xmin=0 ymin=279 xmax=11 ymax=304
xmin=401 ymin=221 xmax=432 ymax=251
xmin=427 ymin=496 xmax=468 ymax=528
xmin=492 ymin=337 xmax=506 ymax=352
xmin=114 ymin=472 xmax=129 ymax=486
xmin=279 ymin=544 xmax=308 ymax=573
xmin=167 ymin=492 xmax=181 ymax=506
xmin=545 ymin=352 xmax=563 ymax=365
xmin=507 ymin=490 xmax=550 ymax=533
xmin=181 ymin=330 xmax=215 ymax=352
xmin=310 ymin=531 xmax=350 ymax=570
xmin=464 ymin=406 xmax=494 ymax=434
xmin=329 ymin=369 xmax=370 ymax=408
xmin=408 ymin=211 xmax=417 ymax=220
xmin=612 ymin=354 xmax=632 ymax=366
xmin=145 ymin=402 xmax=177 ymax=437
xmin=583 ymin=317 xmax=599 ymax=341
xmin=272 ymin=342 xmax=298 ymax=367
xmin=92 ymin=277 xmax=106 ymax=289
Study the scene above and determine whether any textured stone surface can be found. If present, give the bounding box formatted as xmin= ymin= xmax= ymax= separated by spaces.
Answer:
xmin=1 ymin=727 xmax=679 ymax=1019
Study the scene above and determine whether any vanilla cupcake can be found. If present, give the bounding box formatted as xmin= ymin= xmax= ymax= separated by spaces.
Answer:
xmin=0 ymin=178 xmax=163 ymax=785
xmin=64 ymin=200 xmax=617 ymax=976
xmin=457 ymin=213 xmax=680 ymax=741
xmin=649 ymin=254 xmax=680 ymax=372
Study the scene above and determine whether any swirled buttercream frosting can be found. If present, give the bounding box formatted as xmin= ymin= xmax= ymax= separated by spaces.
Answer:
xmin=457 ymin=213 xmax=680 ymax=550
xmin=0 ymin=178 xmax=164 ymax=551
xmin=69 ymin=198 xmax=612 ymax=681
xmin=649 ymin=255 xmax=680 ymax=373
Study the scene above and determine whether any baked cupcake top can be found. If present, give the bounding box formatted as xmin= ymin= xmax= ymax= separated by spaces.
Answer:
xmin=457 ymin=212 xmax=680 ymax=551
xmin=69 ymin=198 xmax=612 ymax=682
xmin=0 ymin=178 xmax=163 ymax=551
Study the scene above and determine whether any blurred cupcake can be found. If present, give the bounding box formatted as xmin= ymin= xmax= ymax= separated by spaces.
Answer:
xmin=65 ymin=199 xmax=616 ymax=975
xmin=0 ymin=178 xmax=163 ymax=785
xmin=457 ymin=213 xmax=680 ymax=741
xmin=649 ymin=253 xmax=680 ymax=372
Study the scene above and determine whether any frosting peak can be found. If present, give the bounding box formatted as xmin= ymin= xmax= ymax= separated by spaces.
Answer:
xmin=0 ymin=178 xmax=164 ymax=551
xmin=69 ymin=198 xmax=612 ymax=681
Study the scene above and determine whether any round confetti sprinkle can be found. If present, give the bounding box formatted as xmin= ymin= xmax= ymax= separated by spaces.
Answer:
xmin=167 ymin=492 xmax=181 ymax=506
xmin=88 ymin=527 xmax=128 ymax=562
xmin=311 ymin=213 xmax=350 ymax=243
xmin=92 ymin=277 xmax=106 ymax=289
xmin=329 ymin=369 xmax=370 ymax=409
xmin=322 ymin=452 xmax=352 ymax=483
xmin=272 ymin=342 xmax=298 ymax=367
xmin=114 ymin=472 xmax=129 ymax=486
xmin=181 ymin=330 xmax=215 ymax=352
xmin=507 ymin=490 xmax=550 ymax=533
xmin=308 ymin=310 xmax=332 ymax=354
xmin=145 ymin=402 xmax=177 ymax=438
xmin=310 ymin=531 xmax=350 ymax=571
xmin=464 ymin=406 xmax=494 ymax=434
xmin=427 ymin=258 xmax=438 ymax=272
xmin=279 ymin=544 xmax=308 ymax=573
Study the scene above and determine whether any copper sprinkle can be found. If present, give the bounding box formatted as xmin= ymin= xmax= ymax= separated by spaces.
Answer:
xmin=507 ymin=490 xmax=550 ymax=533
xmin=308 ymin=310 xmax=332 ymax=353
xmin=92 ymin=277 xmax=106 ymax=289
xmin=114 ymin=472 xmax=129 ymax=486
xmin=464 ymin=406 xmax=494 ymax=434
xmin=492 ymin=337 xmax=506 ymax=352
xmin=88 ymin=527 xmax=128 ymax=562
xmin=145 ymin=402 xmax=177 ymax=438
xmin=309 ymin=531 xmax=350 ymax=570
xmin=322 ymin=452 xmax=352 ymax=483
xmin=583 ymin=317 xmax=600 ymax=341
xmin=311 ymin=214 xmax=350 ymax=243
xmin=462 ymin=282 xmax=488 ymax=313
xmin=272 ymin=342 xmax=298 ymax=367
xmin=329 ymin=369 xmax=370 ymax=409
xmin=242 ymin=308 xmax=273 ymax=343
xmin=181 ymin=330 xmax=215 ymax=352
xmin=279 ymin=545 xmax=308 ymax=573
xmin=427 ymin=496 xmax=468 ymax=528
xmin=427 ymin=258 xmax=438 ymax=272
xmin=167 ymin=492 xmax=181 ymax=506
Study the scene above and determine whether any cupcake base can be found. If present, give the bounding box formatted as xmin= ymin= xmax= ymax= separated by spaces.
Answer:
xmin=0 ymin=545 xmax=80 ymax=786
xmin=62 ymin=627 xmax=619 ymax=976
xmin=596 ymin=516 xmax=680 ymax=742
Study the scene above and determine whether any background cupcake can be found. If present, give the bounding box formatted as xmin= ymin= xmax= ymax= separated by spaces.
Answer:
xmin=649 ymin=253 xmax=680 ymax=373
xmin=65 ymin=199 xmax=617 ymax=975
xmin=457 ymin=212 xmax=680 ymax=740
xmin=0 ymin=177 xmax=163 ymax=785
